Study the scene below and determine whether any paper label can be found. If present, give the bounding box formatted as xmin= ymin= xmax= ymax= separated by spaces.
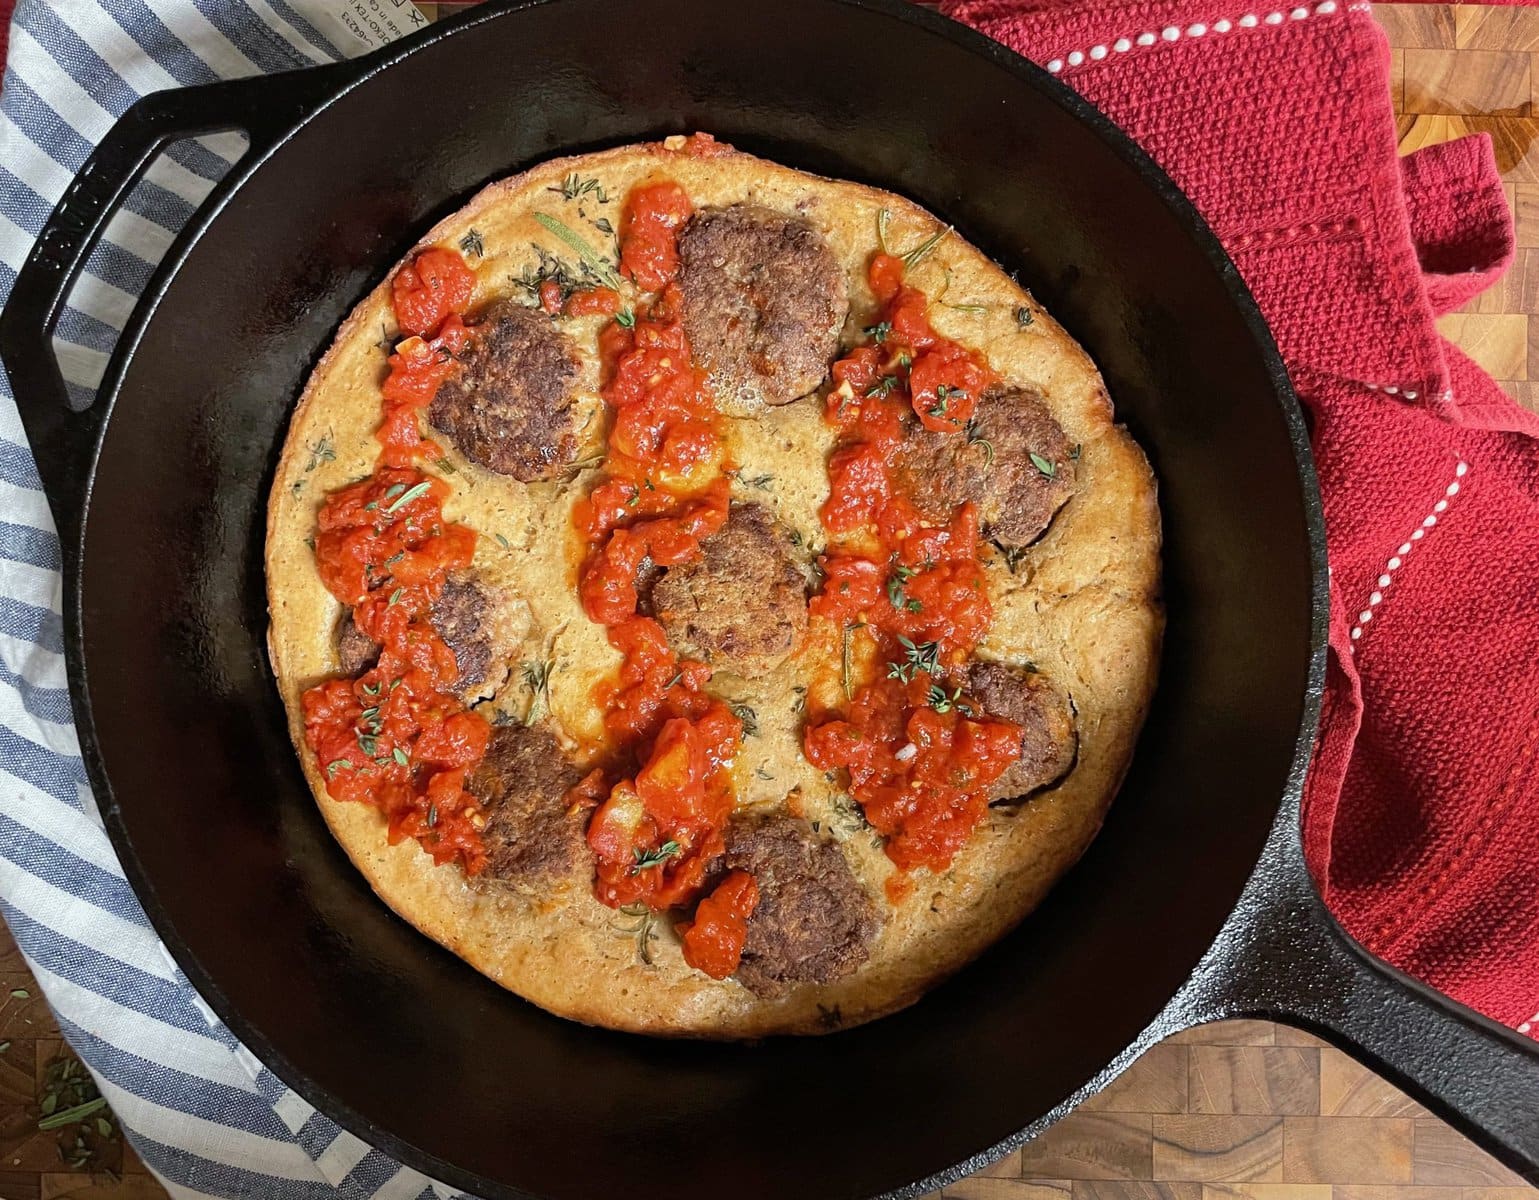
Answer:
xmin=285 ymin=0 xmax=431 ymax=55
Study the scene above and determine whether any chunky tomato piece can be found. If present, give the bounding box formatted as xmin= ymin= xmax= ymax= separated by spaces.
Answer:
xmin=680 ymin=871 xmax=759 ymax=978
xmin=620 ymin=182 xmax=693 ymax=291
xmin=391 ymin=247 xmax=475 ymax=336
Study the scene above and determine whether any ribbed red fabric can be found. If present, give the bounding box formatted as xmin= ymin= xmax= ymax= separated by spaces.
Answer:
xmin=942 ymin=0 xmax=1539 ymax=1037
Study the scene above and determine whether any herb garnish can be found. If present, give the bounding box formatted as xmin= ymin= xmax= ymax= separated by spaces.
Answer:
xmin=616 ymin=903 xmax=660 ymax=965
xmin=495 ymin=532 xmax=512 ymax=550
xmin=304 ymin=434 xmax=336 ymax=473
xmin=1014 ymin=305 xmax=1035 ymax=328
xmin=901 ymin=224 xmax=953 ymax=271
xmin=385 ymin=481 xmax=430 ymax=513
xmin=459 ymin=228 xmax=485 ymax=258
xmin=996 ymin=543 xmax=1028 ymax=574
xmin=551 ymin=173 xmax=610 ymax=203
xmin=729 ymin=702 xmax=759 ymax=737
xmin=392 ymin=746 xmax=410 ymax=767
xmin=1070 ymin=443 xmax=1082 ymax=461
xmin=522 ymin=658 xmax=553 ymax=726
xmin=886 ymin=565 xmax=923 ymax=614
xmin=533 ymin=212 xmax=623 ymax=289
xmin=632 ymin=840 xmax=682 ymax=873
xmin=864 ymin=320 xmax=892 ymax=344
xmin=615 ymin=307 xmax=636 ymax=329
xmin=965 ymin=418 xmax=995 ymax=469
xmin=1030 ymin=452 xmax=1057 ymax=479
xmin=866 ymin=375 xmax=899 ymax=399
xmin=927 ymin=684 xmax=975 ymax=716
xmin=727 ymin=468 xmax=775 ymax=491
xmin=876 ymin=208 xmax=893 ymax=254
xmin=897 ymin=635 xmax=941 ymax=677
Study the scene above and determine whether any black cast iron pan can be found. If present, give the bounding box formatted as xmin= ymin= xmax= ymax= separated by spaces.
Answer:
xmin=4 ymin=1 xmax=1537 ymax=1196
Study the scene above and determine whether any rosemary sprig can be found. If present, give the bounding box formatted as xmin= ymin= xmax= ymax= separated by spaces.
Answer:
xmin=533 ymin=212 xmax=622 ymax=289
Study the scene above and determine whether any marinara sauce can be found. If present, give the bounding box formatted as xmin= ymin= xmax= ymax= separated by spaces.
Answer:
xmin=803 ymin=251 xmax=1024 ymax=882
xmin=301 ymin=247 xmax=494 ymax=873
xmin=573 ymin=178 xmax=751 ymax=977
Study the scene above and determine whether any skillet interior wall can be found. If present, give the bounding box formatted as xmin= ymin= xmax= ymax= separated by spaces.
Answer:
xmin=73 ymin=1 xmax=1318 ymax=1197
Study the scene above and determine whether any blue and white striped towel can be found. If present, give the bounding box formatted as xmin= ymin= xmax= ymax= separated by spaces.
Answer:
xmin=0 ymin=3 xmax=481 ymax=1196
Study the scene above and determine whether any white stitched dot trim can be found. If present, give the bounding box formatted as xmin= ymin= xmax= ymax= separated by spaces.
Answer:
xmin=1045 ymin=0 xmax=1345 ymax=74
xmin=1363 ymin=381 xmax=1421 ymax=401
xmin=1349 ymin=461 xmax=1468 ymax=653
xmin=1521 ymin=1006 xmax=1539 ymax=1036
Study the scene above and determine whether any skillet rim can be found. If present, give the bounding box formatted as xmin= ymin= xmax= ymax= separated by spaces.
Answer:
xmin=61 ymin=0 xmax=1329 ymax=1195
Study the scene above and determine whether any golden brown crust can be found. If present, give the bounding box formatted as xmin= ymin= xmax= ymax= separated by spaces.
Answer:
xmin=264 ymin=140 xmax=1162 ymax=1038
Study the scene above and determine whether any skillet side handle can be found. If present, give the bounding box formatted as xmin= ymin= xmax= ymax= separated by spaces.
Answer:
xmin=0 ymin=64 xmax=357 ymax=557
xmin=1176 ymin=817 xmax=1539 ymax=1186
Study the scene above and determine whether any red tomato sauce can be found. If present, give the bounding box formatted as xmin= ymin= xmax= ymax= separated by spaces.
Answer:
xmin=803 ymin=253 xmax=1021 ymax=875
xmin=574 ymin=181 xmax=753 ymax=974
xmin=680 ymin=871 xmax=759 ymax=978
xmin=301 ymin=247 xmax=493 ymax=873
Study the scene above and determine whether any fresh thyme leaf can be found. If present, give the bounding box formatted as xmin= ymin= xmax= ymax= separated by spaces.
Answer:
xmin=927 ymin=684 xmax=975 ymax=717
xmin=9 ymin=988 xmax=27 ymax=999
xmin=303 ymin=434 xmax=336 ymax=473
xmin=665 ymin=671 xmax=684 ymax=690
xmin=632 ymin=840 xmax=682 ymax=873
xmin=901 ymin=224 xmax=953 ymax=271
xmin=754 ymin=766 xmax=775 ymax=780
xmin=729 ymin=702 xmax=759 ymax=737
xmin=533 ymin=212 xmax=623 ymax=289
xmin=551 ymin=172 xmax=609 ymax=203
xmin=864 ymin=320 xmax=892 ymax=345
xmin=522 ymin=658 xmax=553 ymax=726
xmin=435 ymin=457 xmax=457 ymax=475
xmin=897 ymin=635 xmax=941 ymax=677
xmin=625 ymin=487 xmax=640 ymax=508
xmin=511 ymin=246 xmax=596 ymax=301
xmin=615 ymin=307 xmax=636 ymax=329
xmin=616 ymin=903 xmax=660 ymax=965
xmin=965 ymin=419 xmax=995 ymax=469
xmin=1030 ymin=451 xmax=1057 ymax=478
xmin=385 ymin=481 xmax=430 ymax=513
xmin=427 ymin=804 xmax=438 ymax=828
xmin=727 ymin=468 xmax=775 ymax=491
xmin=1070 ymin=443 xmax=1082 ymax=461
xmin=866 ymin=375 xmax=898 ymax=399
xmin=392 ymin=746 xmax=410 ymax=766
xmin=459 ymin=228 xmax=485 ymax=258
xmin=325 ymin=759 xmax=352 ymax=779
xmin=1014 ymin=305 xmax=1035 ymax=328
xmin=356 ymin=732 xmax=379 ymax=756
xmin=387 ymin=587 xmax=404 ymax=606
xmin=495 ymin=532 xmax=512 ymax=549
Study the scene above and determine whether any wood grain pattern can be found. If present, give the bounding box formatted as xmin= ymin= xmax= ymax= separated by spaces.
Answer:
xmin=4 ymin=6 xmax=1539 ymax=1200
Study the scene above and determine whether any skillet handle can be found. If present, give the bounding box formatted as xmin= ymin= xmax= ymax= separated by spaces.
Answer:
xmin=0 ymin=64 xmax=357 ymax=558
xmin=1172 ymin=815 xmax=1539 ymax=1185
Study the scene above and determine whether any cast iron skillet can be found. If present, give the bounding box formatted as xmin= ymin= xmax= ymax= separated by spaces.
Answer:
xmin=4 ymin=1 xmax=1538 ymax=1196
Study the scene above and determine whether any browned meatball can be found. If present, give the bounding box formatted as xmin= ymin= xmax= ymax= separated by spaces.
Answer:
xmin=722 ymin=813 xmax=879 ymax=998
xmin=677 ymin=205 xmax=847 ymax=410
xmin=334 ymin=574 xmax=492 ymax=693
xmin=470 ymin=724 xmax=591 ymax=886
xmin=337 ymin=612 xmax=377 ymax=676
xmin=891 ymin=385 xmax=1076 ymax=548
xmin=652 ymin=504 xmax=807 ymax=677
xmin=966 ymin=659 xmax=1077 ymax=804
xmin=430 ymin=575 xmax=492 ymax=692
xmin=428 ymin=300 xmax=582 ymax=480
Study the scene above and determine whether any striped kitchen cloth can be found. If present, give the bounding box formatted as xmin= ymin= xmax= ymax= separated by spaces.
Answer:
xmin=0 ymin=2 xmax=480 ymax=1197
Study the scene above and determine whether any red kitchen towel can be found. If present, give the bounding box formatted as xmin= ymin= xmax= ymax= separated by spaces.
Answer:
xmin=942 ymin=0 xmax=1539 ymax=1036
